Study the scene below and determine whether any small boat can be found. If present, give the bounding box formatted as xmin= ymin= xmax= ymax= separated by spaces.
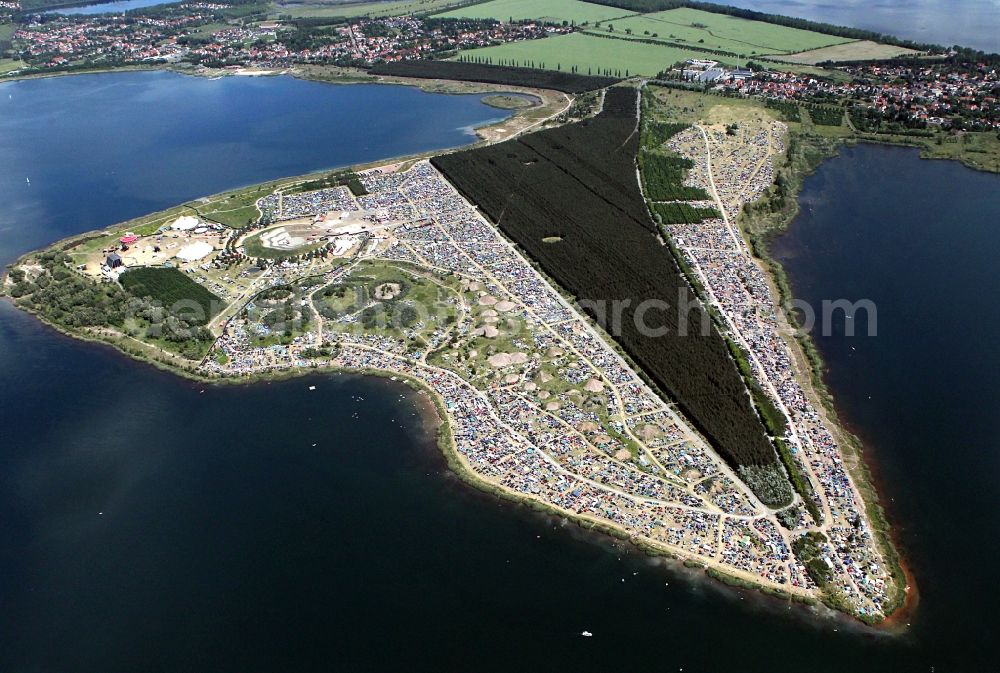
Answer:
xmin=581 ymin=631 xmax=593 ymax=637
xmin=25 ymin=177 xmax=30 ymax=184
xmin=308 ymin=385 xmax=316 ymax=390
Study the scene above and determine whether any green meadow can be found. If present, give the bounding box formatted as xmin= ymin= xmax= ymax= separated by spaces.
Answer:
xmin=433 ymin=0 xmax=636 ymax=24
xmin=603 ymin=8 xmax=852 ymax=56
xmin=274 ymin=0 xmax=471 ymax=19
xmin=454 ymin=30 xmax=740 ymax=76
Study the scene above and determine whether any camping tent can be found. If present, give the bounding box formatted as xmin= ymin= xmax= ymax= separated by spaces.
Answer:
xmin=171 ymin=215 xmax=200 ymax=231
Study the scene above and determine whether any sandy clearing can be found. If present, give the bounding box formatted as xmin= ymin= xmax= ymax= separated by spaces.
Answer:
xmin=487 ymin=351 xmax=528 ymax=368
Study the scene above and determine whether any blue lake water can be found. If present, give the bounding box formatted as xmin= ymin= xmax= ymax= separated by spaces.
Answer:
xmin=1 ymin=72 xmax=999 ymax=672
xmin=726 ymin=0 xmax=999 ymax=52
xmin=0 ymin=71 xmax=508 ymax=268
xmin=770 ymin=143 xmax=1000 ymax=665
xmin=43 ymin=0 xmax=1000 ymax=50
xmin=49 ymin=0 xmax=177 ymax=15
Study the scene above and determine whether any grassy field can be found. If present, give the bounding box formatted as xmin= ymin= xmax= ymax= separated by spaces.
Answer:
xmin=0 ymin=59 xmax=23 ymax=75
xmin=455 ymin=31 xmax=738 ymax=76
xmin=481 ymin=93 xmax=536 ymax=109
xmin=604 ymin=7 xmax=851 ymax=57
xmin=193 ymin=183 xmax=276 ymax=227
xmin=18 ymin=0 xmax=87 ymax=9
xmin=188 ymin=22 xmax=233 ymax=38
xmin=759 ymin=60 xmax=852 ymax=81
xmin=777 ymin=40 xmax=920 ymax=64
xmin=647 ymin=85 xmax=786 ymax=126
xmin=433 ymin=0 xmax=635 ymax=24
xmin=319 ymin=260 xmax=459 ymax=344
xmin=271 ymin=0 xmax=477 ymax=19
xmin=243 ymin=229 xmax=325 ymax=260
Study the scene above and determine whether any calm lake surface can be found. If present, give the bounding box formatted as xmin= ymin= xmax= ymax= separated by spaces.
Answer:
xmin=0 ymin=71 xmax=509 ymax=268
xmin=1 ymin=74 xmax=998 ymax=672
xmin=726 ymin=0 xmax=999 ymax=52
xmin=48 ymin=1 xmax=998 ymax=51
xmin=49 ymin=0 xmax=176 ymax=15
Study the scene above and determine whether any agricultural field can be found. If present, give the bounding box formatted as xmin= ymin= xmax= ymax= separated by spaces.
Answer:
xmin=119 ymin=267 xmax=222 ymax=325
xmin=601 ymin=7 xmax=852 ymax=56
xmin=432 ymin=87 xmax=781 ymax=475
xmin=454 ymin=31 xmax=738 ymax=77
xmin=270 ymin=0 xmax=475 ymax=19
xmin=778 ymin=39 xmax=920 ymax=65
xmin=432 ymin=0 xmax=636 ymax=24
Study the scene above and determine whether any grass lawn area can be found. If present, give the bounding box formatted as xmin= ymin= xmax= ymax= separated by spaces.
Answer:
xmin=244 ymin=229 xmax=324 ymax=260
xmin=195 ymin=182 xmax=277 ymax=226
xmin=646 ymin=85 xmax=785 ymax=127
xmin=204 ymin=204 xmax=261 ymax=228
xmin=0 ymin=59 xmax=24 ymax=75
xmin=777 ymin=40 xmax=920 ymax=64
xmin=433 ymin=0 xmax=635 ymax=24
xmin=607 ymin=7 xmax=852 ymax=57
xmin=272 ymin=0 xmax=472 ymax=19
xmin=189 ymin=22 xmax=233 ymax=38
xmin=319 ymin=260 xmax=458 ymax=343
xmin=456 ymin=31 xmax=738 ymax=76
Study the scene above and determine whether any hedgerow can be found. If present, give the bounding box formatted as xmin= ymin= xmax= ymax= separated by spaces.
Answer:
xmin=368 ymin=60 xmax=618 ymax=93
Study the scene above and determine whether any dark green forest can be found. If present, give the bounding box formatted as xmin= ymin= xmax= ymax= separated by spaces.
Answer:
xmin=433 ymin=87 xmax=784 ymax=479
